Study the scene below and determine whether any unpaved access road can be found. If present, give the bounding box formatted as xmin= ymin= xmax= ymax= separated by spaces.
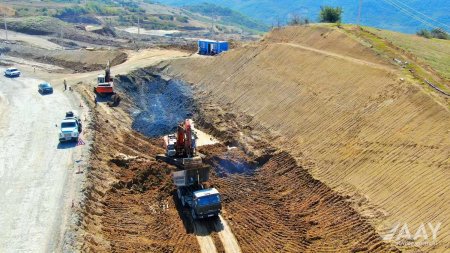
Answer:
xmin=193 ymin=215 xmax=242 ymax=253
xmin=0 ymin=69 xmax=86 ymax=252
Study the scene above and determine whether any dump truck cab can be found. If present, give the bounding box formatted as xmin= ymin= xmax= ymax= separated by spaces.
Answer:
xmin=192 ymin=188 xmax=221 ymax=219
xmin=177 ymin=185 xmax=222 ymax=219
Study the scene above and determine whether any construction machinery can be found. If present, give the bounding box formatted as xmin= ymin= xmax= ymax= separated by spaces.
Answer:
xmin=94 ymin=61 xmax=114 ymax=96
xmin=157 ymin=119 xmax=222 ymax=219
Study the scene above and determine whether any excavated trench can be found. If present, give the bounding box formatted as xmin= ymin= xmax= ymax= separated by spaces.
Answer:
xmin=118 ymin=75 xmax=195 ymax=137
xmin=106 ymin=71 xmax=399 ymax=252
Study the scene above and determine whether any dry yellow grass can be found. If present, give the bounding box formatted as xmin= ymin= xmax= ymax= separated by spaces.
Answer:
xmin=162 ymin=26 xmax=450 ymax=252
xmin=367 ymin=27 xmax=450 ymax=81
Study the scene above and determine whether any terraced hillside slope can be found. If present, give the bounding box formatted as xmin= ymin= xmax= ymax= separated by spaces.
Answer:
xmin=161 ymin=25 xmax=450 ymax=251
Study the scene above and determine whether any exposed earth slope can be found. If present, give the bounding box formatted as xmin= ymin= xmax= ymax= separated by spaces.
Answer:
xmin=160 ymin=25 xmax=450 ymax=251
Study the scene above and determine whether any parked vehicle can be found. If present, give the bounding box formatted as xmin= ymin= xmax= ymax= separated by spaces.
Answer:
xmin=58 ymin=111 xmax=82 ymax=142
xmin=4 ymin=67 xmax=21 ymax=77
xmin=38 ymin=83 xmax=53 ymax=94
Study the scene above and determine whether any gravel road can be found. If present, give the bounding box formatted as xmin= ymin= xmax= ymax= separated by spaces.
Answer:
xmin=0 ymin=69 xmax=85 ymax=252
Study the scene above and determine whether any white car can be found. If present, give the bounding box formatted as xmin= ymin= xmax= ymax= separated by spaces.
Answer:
xmin=59 ymin=112 xmax=82 ymax=142
xmin=4 ymin=67 xmax=21 ymax=77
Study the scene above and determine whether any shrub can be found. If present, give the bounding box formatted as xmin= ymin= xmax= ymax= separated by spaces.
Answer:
xmin=288 ymin=14 xmax=309 ymax=26
xmin=417 ymin=28 xmax=449 ymax=40
xmin=417 ymin=29 xmax=432 ymax=38
xmin=319 ymin=6 xmax=343 ymax=23
xmin=430 ymin=28 xmax=449 ymax=40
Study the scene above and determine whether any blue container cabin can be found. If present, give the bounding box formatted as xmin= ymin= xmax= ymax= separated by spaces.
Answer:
xmin=198 ymin=39 xmax=229 ymax=55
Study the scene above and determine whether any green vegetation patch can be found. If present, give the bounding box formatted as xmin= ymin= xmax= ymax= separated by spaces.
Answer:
xmin=5 ymin=16 xmax=68 ymax=35
xmin=183 ymin=3 xmax=268 ymax=32
xmin=367 ymin=27 xmax=450 ymax=80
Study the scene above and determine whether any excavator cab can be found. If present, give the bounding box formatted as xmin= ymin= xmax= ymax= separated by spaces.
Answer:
xmin=97 ymin=74 xmax=106 ymax=84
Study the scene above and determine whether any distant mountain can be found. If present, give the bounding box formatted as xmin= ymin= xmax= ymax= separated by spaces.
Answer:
xmin=155 ymin=0 xmax=450 ymax=34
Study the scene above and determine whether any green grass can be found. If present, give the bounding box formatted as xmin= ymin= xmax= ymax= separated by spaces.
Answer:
xmin=366 ymin=27 xmax=450 ymax=81
xmin=183 ymin=3 xmax=268 ymax=32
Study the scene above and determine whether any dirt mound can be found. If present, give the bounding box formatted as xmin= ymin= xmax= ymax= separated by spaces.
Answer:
xmin=199 ymin=145 xmax=398 ymax=252
xmin=5 ymin=16 xmax=123 ymax=46
xmin=264 ymin=25 xmax=388 ymax=65
xmin=0 ymin=5 xmax=15 ymax=16
xmin=4 ymin=44 xmax=127 ymax=72
xmin=90 ymin=26 xmax=117 ymax=38
xmin=76 ymin=85 xmax=200 ymax=252
xmin=161 ymin=25 xmax=450 ymax=251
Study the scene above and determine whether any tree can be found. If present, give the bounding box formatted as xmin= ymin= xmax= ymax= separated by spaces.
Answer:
xmin=288 ymin=13 xmax=310 ymax=26
xmin=430 ymin=28 xmax=449 ymax=40
xmin=416 ymin=28 xmax=449 ymax=40
xmin=319 ymin=6 xmax=343 ymax=23
xmin=416 ymin=29 xmax=432 ymax=39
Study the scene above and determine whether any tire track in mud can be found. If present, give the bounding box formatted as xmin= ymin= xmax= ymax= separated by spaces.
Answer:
xmin=198 ymin=145 xmax=398 ymax=253
xmin=193 ymin=221 xmax=218 ymax=253
xmin=215 ymin=215 xmax=242 ymax=253
xmin=192 ymin=215 xmax=242 ymax=253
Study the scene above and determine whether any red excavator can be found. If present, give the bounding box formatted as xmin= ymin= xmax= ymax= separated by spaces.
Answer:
xmin=175 ymin=119 xmax=196 ymax=158
xmin=157 ymin=119 xmax=222 ymax=220
xmin=159 ymin=119 xmax=199 ymax=167
xmin=94 ymin=61 xmax=114 ymax=96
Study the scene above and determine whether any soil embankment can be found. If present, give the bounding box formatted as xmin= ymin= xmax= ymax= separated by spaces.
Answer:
xmin=78 ymin=70 xmax=397 ymax=252
xmin=1 ymin=44 xmax=127 ymax=73
xmin=160 ymin=25 xmax=450 ymax=251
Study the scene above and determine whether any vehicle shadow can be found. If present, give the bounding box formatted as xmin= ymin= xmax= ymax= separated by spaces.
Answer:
xmin=57 ymin=141 xmax=77 ymax=149
xmin=95 ymin=94 xmax=113 ymax=103
xmin=38 ymin=90 xmax=53 ymax=96
xmin=172 ymin=191 xmax=195 ymax=234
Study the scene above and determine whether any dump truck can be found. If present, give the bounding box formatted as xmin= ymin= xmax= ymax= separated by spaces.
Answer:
xmin=173 ymin=158 xmax=222 ymax=219
xmin=157 ymin=119 xmax=222 ymax=219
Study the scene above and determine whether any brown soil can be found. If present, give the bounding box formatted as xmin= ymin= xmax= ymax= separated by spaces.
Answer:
xmin=75 ymin=64 xmax=398 ymax=252
xmin=200 ymin=145 xmax=398 ymax=252
xmin=76 ymin=86 xmax=200 ymax=252
xmin=4 ymin=45 xmax=128 ymax=72
xmin=160 ymin=25 xmax=450 ymax=252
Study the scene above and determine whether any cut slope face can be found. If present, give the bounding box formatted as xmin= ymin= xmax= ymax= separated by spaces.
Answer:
xmin=162 ymin=26 xmax=450 ymax=251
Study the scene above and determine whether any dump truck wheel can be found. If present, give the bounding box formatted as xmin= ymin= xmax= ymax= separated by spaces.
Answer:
xmin=191 ymin=209 xmax=197 ymax=220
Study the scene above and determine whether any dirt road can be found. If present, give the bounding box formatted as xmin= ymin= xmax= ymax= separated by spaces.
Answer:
xmin=0 ymin=70 xmax=86 ymax=252
xmin=0 ymin=28 xmax=61 ymax=50
xmin=192 ymin=216 xmax=242 ymax=253
xmin=215 ymin=216 xmax=242 ymax=253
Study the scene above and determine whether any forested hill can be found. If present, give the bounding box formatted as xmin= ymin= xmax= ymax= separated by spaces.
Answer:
xmin=156 ymin=0 xmax=450 ymax=34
